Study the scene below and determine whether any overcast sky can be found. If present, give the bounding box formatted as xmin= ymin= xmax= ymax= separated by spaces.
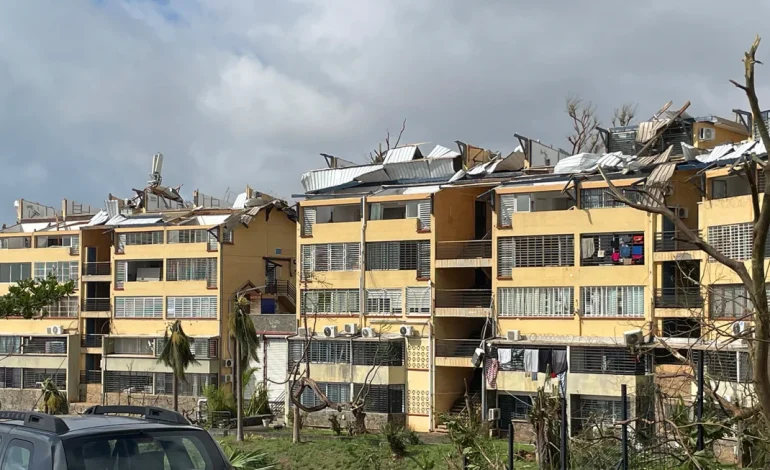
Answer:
xmin=0 ymin=0 xmax=768 ymax=223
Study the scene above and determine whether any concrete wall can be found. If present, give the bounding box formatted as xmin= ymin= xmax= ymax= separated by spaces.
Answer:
xmin=252 ymin=314 xmax=296 ymax=334
xmin=104 ymin=391 xmax=199 ymax=415
xmin=301 ymin=408 xmax=406 ymax=431
xmin=0 ymin=389 xmax=44 ymax=411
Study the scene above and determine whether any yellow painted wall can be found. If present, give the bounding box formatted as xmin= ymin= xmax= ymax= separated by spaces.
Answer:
xmin=692 ymin=122 xmax=750 ymax=149
xmin=434 ymin=367 xmax=473 ymax=413
xmin=81 ymin=228 xmax=112 ymax=262
xmin=434 ymin=187 xmax=486 ymax=242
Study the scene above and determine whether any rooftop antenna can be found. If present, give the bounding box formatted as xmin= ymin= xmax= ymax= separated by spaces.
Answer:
xmin=148 ymin=153 xmax=164 ymax=187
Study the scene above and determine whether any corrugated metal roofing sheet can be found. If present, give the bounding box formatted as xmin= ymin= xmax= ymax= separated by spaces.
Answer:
xmin=636 ymin=120 xmax=669 ymax=143
xmin=196 ymin=215 xmax=230 ymax=225
xmin=105 ymin=215 xmax=163 ymax=227
xmin=232 ymin=192 xmax=248 ymax=209
xmin=301 ymin=165 xmax=382 ymax=192
xmin=696 ymin=141 xmax=764 ymax=164
xmin=426 ymin=145 xmax=460 ymax=158
xmin=87 ymin=211 xmax=110 ymax=226
xmin=383 ymin=146 xmax=420 ymax=164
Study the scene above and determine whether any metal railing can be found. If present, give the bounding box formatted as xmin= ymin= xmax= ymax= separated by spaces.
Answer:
xmin=654 ymin=287 xmax=704 ymax=308
xmin=435 ymin=289 xmax=492 ymax=309
xmin=82 ymin=298 xmax=111 ymax=312
xmin=23 ymin=337 xmax=67 ymax=354
xmin=81 ymin=334 xmax=104 ymax=348
xmin=435 ymin=339 xmax=480 ymax=357
xmin=82 ymin=262 xmax=111 ymax=276
xmin=265 ymin=280 xmax=297 ymax=305
xmin=80 ymin=370 xmax=102 ymax=385
xmin=436 ymin=240 xmax=492 ymax=260
xmin=654 ymin=230 xmax=702 ymax=252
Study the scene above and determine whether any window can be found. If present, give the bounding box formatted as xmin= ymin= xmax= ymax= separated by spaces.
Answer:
xmin=352 ymin=341 xmax=404 ymax=366
xmin=294 ymin=382 xmax=351 ymax=408
xmin=166 ymin=258 xmax=217 ymax=285
xmin=300 ymin=243 xmax=360 ymax=279
xmin=222 ymin=227 xmax=234 ymax=244
xmin=710 ymin=175 xmax=751 ymax=200
xmin=22 ymin=368 xmax=66 ymax=389
xmin=580 ymin=232 xmax=644 ymax=266
xmin=496 ymin=235 xmax=574 ymax=273
xmin=369 ymin=200 xmax=431 ymax=230
xmin=581 ymin=286 xmax=644 ymax=317
xmin=352 ymin=384 xmax=404 ymax=413
xmin=63 ymin=429 xmax=225 ymax=469
xmin=1 ymin=440 xmax=32 ymax=470
xmin=710 ymin=285 xmax=753 ymax=318
xmin=103 ymin=371 xmax=153 ymax=393
xmin=113 ymin=337 xmax=156 ymax=355
xmin=579 ymin=188 xmax=640 ymax=209
xmin=167 ymin=229 xmax=208 ymax=244
xmin=0 ymin=368 xmax=21 ymax=388
xmin=302 ymin=205 xmax=362 ymax=236
xmin=0 ymin=237 xmax=30 ymax=249
xmin=119 ymin=231 xmax=164 ymax=246
xmin=167 ymin=296 xmax=217 ymax=319
xmin=366 ymin=289 xmax=403 ymax=315
xmin=300 ymin=289 xmax=359 ymax=315
xmin=0 ymin=338 xmax=21 ymax=354
xmin=498 ymin=394 xmax=533 ymax=423
xmin=498 ymin=287 xmax=573 ymax=317
xmin=698 ymin=351 xmax=739 ymax=382
xmin=570 ymin=347 xmax=647 ymax=375
xmin=573 ymin=396 xmax=628 ymax=430
xmin=47 ymin=297 xmax=78 ymax=318
xmin=707 ymin=223 xmax=770 ymax=261
xmin=114 ymin=297 xmax=163 ymax=318
xmin=499 ymin=194 xmax=532 ymax=226
xmin=155 ymin=373 xmax=217 ymax=396
xmin=365 ymin=241 xmax=431 ymax=278
xmin=289 ymin=340 xmax=350 ymax=365
xmin=34 ymin=261 xmax=78 ymax=282
xmin=0 ymin=263 xmax=31 ymax=283
xmin=36 ymin=235 xmax=79 ymax=248
xmin=406 ymin=287 xmax=431 ymax=314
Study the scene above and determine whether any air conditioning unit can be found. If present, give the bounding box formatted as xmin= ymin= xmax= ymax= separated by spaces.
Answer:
xmin=361 ymin=327 xmax=378 ymax=338
xmin=344 ymin=323 xmax=358 ymax=335
xmin=223 ymin=359 xmax=234 ymax=368
xmin=323 ymin=325 xmax=338 ymax=338
xmin=733 ymin=321 xmax=749 ymax=339
xmin=506 ymin=330 xmax=521 ymax=341
xmin=471 ymin=347 xmax=485 ymax=368
xmin=624 ymin=329 xmax=644 ymax=347
xmin=488 ymin=408 xmax=501 ymax=421
xmin=669 ymin=206 xmax=689 ymax=219
xmin=46 ymin=325 xmax=63 ymax=335
xmin=223 ymin=374 xmax=233 ymax=383
xmin=699 ymin=127 xmax=716 ymax=141
xmin=297 ymin=327 xmax=309 ymax=338
xmin=399 ymin=325 xmax=414 ymax=337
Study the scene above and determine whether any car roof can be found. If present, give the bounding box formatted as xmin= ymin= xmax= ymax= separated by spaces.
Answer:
xmin=0 ymin=414 xmax=200 ymax=438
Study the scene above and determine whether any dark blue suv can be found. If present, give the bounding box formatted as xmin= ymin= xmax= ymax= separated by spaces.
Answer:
xmin=0 ymin=406 xmax=231 ymax=469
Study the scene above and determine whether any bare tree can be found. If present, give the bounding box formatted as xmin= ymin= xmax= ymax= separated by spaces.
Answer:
xmin=369 ymin=119 xmax=407 ymax=163
xmin=612 ymin=103 xmax=638 ymax=127
xmin=566 ymin=94 xmax=602 ymax=154
xmin=598 ymin=34 xmax=770 ymax=431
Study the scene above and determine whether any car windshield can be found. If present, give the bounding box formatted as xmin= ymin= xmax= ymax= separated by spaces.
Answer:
xmin=62 ymin=428 xmax=226 ymax=470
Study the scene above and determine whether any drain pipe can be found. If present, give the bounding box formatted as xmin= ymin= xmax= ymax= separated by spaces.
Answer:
xmin=368 ymin=318 xmax=434 ymax=432
xmin=360 ymin=196 xmax=367 ymax=329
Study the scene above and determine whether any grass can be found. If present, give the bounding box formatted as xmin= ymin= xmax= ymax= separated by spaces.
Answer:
xmin=224 ymin=429 xmax=538 ymax=470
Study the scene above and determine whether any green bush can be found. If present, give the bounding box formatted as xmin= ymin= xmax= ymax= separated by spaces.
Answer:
xmin=381 ymin=423 xmax=419 ymax=458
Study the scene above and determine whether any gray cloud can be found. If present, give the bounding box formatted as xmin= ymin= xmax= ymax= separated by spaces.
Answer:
xmin=0 ymin=0 xmax=768 ymax=222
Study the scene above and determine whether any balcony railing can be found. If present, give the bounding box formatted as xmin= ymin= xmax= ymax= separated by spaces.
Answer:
xmin=435 ymin=339 xmax=480 ymax=357
xmin=82 ymin=262 xmax=111 ymax=276
xmin=436 ymin=240 xmax=492 ymax=260
xmin=82 ymin=334 xmax=104 ymax=348
xmin=265 ymin=280 xmax=297 ymax=305
xmin=435 ymin=289 xmax=492 ymax=309
xmin=654 ymin=230 xmax=703 ymax=252
xmin=655 ymin=287 xmax=704 ymax=309
xmin=80 ymin=370 xmax=102 ymax=385
xmin=82 ymin=298 xmax=111 ymax=312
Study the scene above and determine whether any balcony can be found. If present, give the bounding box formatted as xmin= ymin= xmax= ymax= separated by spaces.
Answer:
xmin=655 ymin=287 xmax=704 ymax=309
xmin=82 ymin=298 xmax=111 ymax=312
xmin=434 ymin=289 xmax=492 ymax=317
xmin=82 ymin=262 xmax=111 ymax=277
xmin=80 ymin=370 xmax=102 ymax=385
xmin=654 ymin=230 xmax=702 ymax=252
xmin=435 ymin=339 xmax=480 ymax=367
xmin=435 ymin=240 xmax=492 ymax=268
xmin=265 ymin=280 xmax=297 ymax=307
xmin=81 ymin=334 xmax=104 ymax=349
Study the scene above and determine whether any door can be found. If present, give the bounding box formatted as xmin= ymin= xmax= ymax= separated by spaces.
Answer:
xmin=86 ymin=246 xmax=97 ymax=263
xmin=474 ymin=201 xmax=487 ymax=239
xmin=265 ymin=338 xmax=288 ymax=412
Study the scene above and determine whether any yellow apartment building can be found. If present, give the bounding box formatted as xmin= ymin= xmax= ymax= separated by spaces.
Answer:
xmin=0 ymin=173 xmax=297 ymax=414
xmin=293 ymin=108 xmax=757 ymax=435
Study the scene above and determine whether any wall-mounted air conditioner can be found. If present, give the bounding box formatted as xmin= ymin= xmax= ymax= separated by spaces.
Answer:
xmin=362 ymin=327 xmax=377 ymax=338
xmin=323 ymin=326 xmax=338 ymax=338
xmin=344 ymin=323 xmax=358 ymax=335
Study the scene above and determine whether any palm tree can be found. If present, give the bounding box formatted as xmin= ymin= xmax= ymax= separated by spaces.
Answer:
xmin=230 ymin=294 xmax=261 ymax=441
xmin=40 ymin=378 xmax=68 ymax=415
xmin=157 ymin=320 xmax=199 ymax=411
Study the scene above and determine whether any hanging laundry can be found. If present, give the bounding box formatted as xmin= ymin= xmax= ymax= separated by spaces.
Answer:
xmin=581 ymin=238 xmax=595 ymax=258
xmin=506 ymin=349 xmax=524 ymax=371
xmin=538 ymin=349 xmax=553 ymax=373
xmin=524 ymin=349 xmax=539 ymax=373
xmin=611 ymin=251 xmax=621 ymax=262
xmin=552 ymin=350 xmax=568 ymax=375
xmin=497 ymin=348 xmax=512 ymax=365
xmin=620 ymin=243 xmax=632 ymax=259
xmin=486 ymin=358 xmax=499 ymax=388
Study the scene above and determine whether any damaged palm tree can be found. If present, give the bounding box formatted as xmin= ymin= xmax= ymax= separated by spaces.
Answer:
xmin=231 ymin=294 xmax=261 ymax=441
xmin=528 ymin=388 xmax=561 ymax=470
xmin=157 ymin=320 xmax=199 ymax=412
xmin=40 ymin=378 xmax=68 ymax=415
